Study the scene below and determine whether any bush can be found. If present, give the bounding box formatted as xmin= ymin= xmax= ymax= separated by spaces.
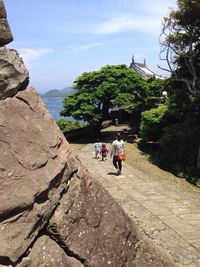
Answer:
xmin=159 ymin=118 xmax=200 ymax=172
xmin=140 ymin=104 xmax=168 ymax=142
xmin=56 ymin=119 xmax=82 ymax=133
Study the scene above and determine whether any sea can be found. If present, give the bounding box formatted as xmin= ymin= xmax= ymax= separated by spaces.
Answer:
xmin=41 ymin=96 xmax=71 ymax=121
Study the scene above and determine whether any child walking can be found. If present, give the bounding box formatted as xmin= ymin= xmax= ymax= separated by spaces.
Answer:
xmin=100 ymin=144 xmax=109 ymax=161
xmin=94 ymin=138 xmax=101 ymax=159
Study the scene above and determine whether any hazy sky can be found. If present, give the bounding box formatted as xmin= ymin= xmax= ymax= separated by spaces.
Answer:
xmin=5 ymin=0 xmax=176 ymax=93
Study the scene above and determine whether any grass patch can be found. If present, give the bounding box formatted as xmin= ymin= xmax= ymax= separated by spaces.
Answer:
xmin=125 ymin=141 xmax=200 ymax=195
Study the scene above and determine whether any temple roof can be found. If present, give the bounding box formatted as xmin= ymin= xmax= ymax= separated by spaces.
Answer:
xmin=130 ymin=55 xmax=164 ymax=79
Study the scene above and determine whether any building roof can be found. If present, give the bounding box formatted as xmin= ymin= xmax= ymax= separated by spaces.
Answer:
xmin=130 ymin=55 xmax=164 ymax=79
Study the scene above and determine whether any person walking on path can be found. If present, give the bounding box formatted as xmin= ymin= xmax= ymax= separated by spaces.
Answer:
xmin=110 ymin=132 xmax=125 ymax=175
xmin=94 ymin=138 xmax=102 ymax=159
xmin=100 ymin=143 xmax=109 ymax=161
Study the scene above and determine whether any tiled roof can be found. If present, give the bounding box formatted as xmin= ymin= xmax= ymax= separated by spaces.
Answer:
xmin=130 ymin=56 xmax=164 ymax=79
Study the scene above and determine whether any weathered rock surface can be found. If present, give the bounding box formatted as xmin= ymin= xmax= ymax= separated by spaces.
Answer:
xmin=49 ymin=169 xmax=138 ymax=267
xmin=0 ymin=88 xmax=79 ymax=264
xmin=0 ymin=47 xmax=29 ymax=100
xmin=0 ymin=0 xmax=13 ymax=45
xmin=134 ymin=239 xmax=178 ymax=267
xmin=20 ymin=235 xmax=84 ymax=267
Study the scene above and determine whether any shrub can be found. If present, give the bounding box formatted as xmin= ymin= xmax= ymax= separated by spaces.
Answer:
xmin=140 ymin=104 xmax=168 ymax=142
xmin=56 ymin=119 xmax=82 ymax=133
xmin=159 ymin=118 xmax=200 ymax=172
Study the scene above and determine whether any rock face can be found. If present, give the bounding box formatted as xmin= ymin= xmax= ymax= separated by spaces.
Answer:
xmin=0 ymin=0 xmax=28 ymax=100
xmin=49 ymin=169 xmax=138 ymax=267
xmin=0 ymin=47 xmax=29 ymax=100
xmin=0 ymin=88 xmax=78 ymax=264
xmin=28 ymin=236 xmax=84 ymax=267
xmin=0 ymin=0 xmax=13 ymax=45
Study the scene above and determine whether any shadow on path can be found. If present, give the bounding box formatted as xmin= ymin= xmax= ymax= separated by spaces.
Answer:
xmin=107 ymin=171 xmax=118 ymax=176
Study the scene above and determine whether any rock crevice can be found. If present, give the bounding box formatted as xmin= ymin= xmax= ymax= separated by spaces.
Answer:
xmin=46 ymin=226 xmax=88 ymax=267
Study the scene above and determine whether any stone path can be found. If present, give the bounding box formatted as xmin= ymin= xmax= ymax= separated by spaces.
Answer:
xmin=78 ymin=143 xmax=200 ymax=267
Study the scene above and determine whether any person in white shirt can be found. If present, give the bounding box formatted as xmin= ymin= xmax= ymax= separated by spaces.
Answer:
xmin=110 ymin=132 xmax=125 ymax=175
xmin=94 ymin=138 xmax=102 ymax=159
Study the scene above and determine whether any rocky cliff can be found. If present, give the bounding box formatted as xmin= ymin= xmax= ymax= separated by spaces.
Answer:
xmin=0 ymin=1 xmax=178 ymax=266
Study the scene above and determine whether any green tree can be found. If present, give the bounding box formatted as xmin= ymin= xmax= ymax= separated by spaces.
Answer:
xmin=159 ymin=0 xmax=200 ymax=170
xmin=140 ymin=104 xmax=168 ymax=142
xmin=124 ymin=77 xmax=167 ymax=131
xmin=60 ymin=65 xmax=146 ymax=126
xmin=160 ymin=0 xmax=200 ymax=96
xmin=126 ymin=77 xmax=167 ymax=111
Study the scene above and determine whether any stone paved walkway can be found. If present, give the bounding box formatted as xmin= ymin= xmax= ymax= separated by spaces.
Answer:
xmin=78 ymin=143 xmax=200 ymax=267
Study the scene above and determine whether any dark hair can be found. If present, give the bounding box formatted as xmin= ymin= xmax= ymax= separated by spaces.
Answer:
xmin=116 ymin=132 xmax=121 ymax=140
xmin=102 ymin=143 xmax=106 ymax=147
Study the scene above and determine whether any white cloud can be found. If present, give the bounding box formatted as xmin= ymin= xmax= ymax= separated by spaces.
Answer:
xmin=65 ymin=42 xmax=104 ymax=53
xmin=140 ymin=0 xmax=176 ymax=15
xmin=94 ymin=0 xmax=177 ymax=35
xmin=95 ymin=14 xmax=163 ymax=35
xmin=18 ymin=48 xmax=54 ymax=65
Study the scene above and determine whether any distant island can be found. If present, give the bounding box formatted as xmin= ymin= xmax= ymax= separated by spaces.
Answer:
xmin=42 ymin=87 xmax=75 ymax=97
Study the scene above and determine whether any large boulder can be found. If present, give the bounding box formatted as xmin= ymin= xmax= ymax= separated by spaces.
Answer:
xmin=0 ymin=88 xmax=79 ymax=264
xmin=0 ymin=0 xmax=13 ymax=45
xmin=49 ymin=167 xmax=138 ymax=267
xmin=0 ymin=47 xmax=29 ymax=100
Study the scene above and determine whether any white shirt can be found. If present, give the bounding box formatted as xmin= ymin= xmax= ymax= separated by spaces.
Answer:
xmin=94 ymin=142 xmax=102 ymax=151
xmin=111 ymin=140 xmax=125 ymax=156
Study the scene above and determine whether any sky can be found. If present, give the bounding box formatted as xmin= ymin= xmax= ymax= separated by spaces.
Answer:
xmin=5 ymin=0 xmax=177 ymax=94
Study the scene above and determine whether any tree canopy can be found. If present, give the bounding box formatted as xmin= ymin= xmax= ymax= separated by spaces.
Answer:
xmin=160 ymin=0 xmax=200 ymax=96
xmin=61 ymin=64 xmax=162 ymax=125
